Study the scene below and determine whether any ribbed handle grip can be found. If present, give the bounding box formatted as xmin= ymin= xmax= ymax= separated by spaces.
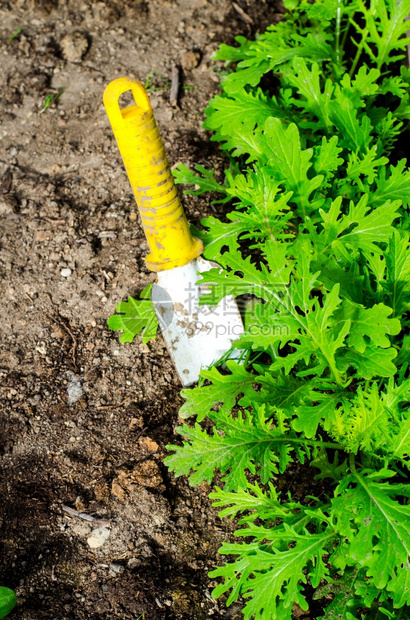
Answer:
xmin=103 ymin=77 xmax=202 ymax=271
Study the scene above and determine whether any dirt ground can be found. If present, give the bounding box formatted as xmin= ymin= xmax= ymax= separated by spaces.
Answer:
xmin=0 ymin=1 xmax=308 ymax=618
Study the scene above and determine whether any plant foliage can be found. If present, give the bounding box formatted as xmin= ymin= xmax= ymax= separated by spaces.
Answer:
xmin=0 ymin=588 xmax=16 ymax=619
xmin=107 ymin=284 xmax=158 ymax=344
xmin=166 ymin=0 xmax=410 ymax=617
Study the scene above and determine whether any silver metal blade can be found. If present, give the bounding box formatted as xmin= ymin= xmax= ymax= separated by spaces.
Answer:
xmin=151 ymin=257 xmax=244 ymax=387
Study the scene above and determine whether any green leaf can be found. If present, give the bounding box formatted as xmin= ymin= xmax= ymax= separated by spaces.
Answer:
xmin=172 ymin=164 xmax=228 ymax=199
xmin=316 ymin=194 xmax=401 ymax=263
xmin=107 ymin=285 xmax=158 ymax=344
xmin=312 ymin=135 xmax=344 ymax=181
xmin=380 ymin=75 xmax=408 ymax=98
xmin=212 ymin=35 xmax=252 ymax=64
xmin=0 ymin=588 xmax=17 ymax=619
xmin=210 ymin=482 xmax=293 ymax=523
xmin=224 ymin=166 xmax=294 ymax=241
xmin=372 ymin=160 xmax=410 ymax=209
xmin=203 ymin=89 xmax=288 ymax=150
xmin=310 ymin=447 xmax=348 ymax=483
xmin=179 ymin=362 xmax=257 ymax=422
xmin=284 ymin=57 xmax=333 ymax=132
xmin=383 ymin=231 xmax=410 ymax=316
xmin=330 ymin=383 xmax=391 ymax=454
xmin=350 ymin=65 xmax=381 ymax=97
xmin=347 ymin=147 xmax=389 ymax=186
xmin=166 ymin=404 xmax=299 ymax=490
xmin=220 ymin=28 xmax=333 ymax=94
xmin=336 ymin=345 xmax=398 ymax=379
xmin=335 ymin=300 xmax=401 ymax=353
xmin=332 ymin=471 xmax=410 ymax=607
xmin=260 ymin=118 xmax=324 ymax=218
xmin=364 ymin=0 xmax=410 ymax=69
xmin=192 ymin=216 xmax=243 ymax=261
xmin=211 ymin=524 xmax=335 ymax=619
xmin=328 ymin=90 xmax=372 ymax=153
xmin=293 ymin=383 xmax=347 ymax=438
xmin=314 ymin=567 xmax=373 ymax=620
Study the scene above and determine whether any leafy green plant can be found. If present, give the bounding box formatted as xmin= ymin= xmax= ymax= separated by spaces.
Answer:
xmin=0 ymin=587 xmax=16 ymax=618
xmin=143 ymin=70 xmax=194 ymax=93
xmin=38 ymin=86 xmax=66 ymax=115
xmin=107 ymin=284 xmax=158 ymax=343
xmin=163 ymin=0 xmax=410 ymax=617
xmin=7 ymin=27 xmax=23 ymax=43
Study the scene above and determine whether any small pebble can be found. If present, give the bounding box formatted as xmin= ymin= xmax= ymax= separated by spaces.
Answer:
xmin=181 ymin=50 xmax=201 ymax=70
xmin=60 ymin=32 xmax=89 ymax=63
xmin=60 ymin=268 xmax=72 ymax=278
xmin=87 ymin=526 xmax=111 ymax=549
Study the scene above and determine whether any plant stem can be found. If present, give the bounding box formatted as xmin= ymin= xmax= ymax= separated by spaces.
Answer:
xmin=349 ymin=452 xmax=357 ymax=473
xmin=349 ymin=25 xmax=368 ymax=78
xmin=335 ymin=0 xmax=342 ymax=67
xmin=340 ymin=19 xmax=351 ymax=51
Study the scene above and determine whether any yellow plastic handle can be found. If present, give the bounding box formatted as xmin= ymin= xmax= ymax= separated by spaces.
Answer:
xmin=103 ymin=77 xmax=203 ymax=271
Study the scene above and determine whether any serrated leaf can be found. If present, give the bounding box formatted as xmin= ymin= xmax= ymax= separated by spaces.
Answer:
xmin=166 ymin=404 xmax=298 ymax=490
xmin=380 ymin=75 xmax=408 ymax=98
xmin=337 ymin=345 xmax=398 ymax=379
xmin=293 ymin=384 xmax=346 ymax=438
xmin=332 ymin=471 xmax=410 ymax=607
xmin=383 ymin=230 xmax=410 ymax=316
xmin=328 ymin=90 xmax=372 ymax=153
xmin=332 ymin=383 xmax=391 ymax=454
xmin=107 ymin=285 xmax=158 ymax=344
xmin=363 ymin=0 xmax=410 ymax=69
xmin=316 ymin=567 xmax=380 ymax=620
xmin=311 ymin=447 xmax=348 ymax=483
xmin=204 ymin=89 xmax=288 ymax=149
xmin=179 ymin=362 xmax=257 ymax=422
xmin=0 ymin=588 xmax=17 ymax=619
xmin=211 ymin=526 xmax=335 ymax=620
xmin=284 ymin=57 xmax=333 ymax=132
xmin=260 ymin=118 xmax=324 ymax=218
xmin=210 ymin=482 xmax=292 ymax=523
xmin=335 ymin=299 xmax=400 ymax=353
xmin=220 ymin=28 xmax=333 ymax=94
xmin=347 ymin=147 xmax=389 ymax=185
xmin=172 ymin=163 xmax=228 ymax=199
xmin=191 ymin=216 xmax=243 ymax=261
xmin=224 ymin=166 xmax=294 ymax=240
xmin=312 ymin=135 xmax=344 ymax=180
xmin=372 ymin=159 xmax=410 ymax=209
xmin=316 ymin=194 xmax=401 ymax=263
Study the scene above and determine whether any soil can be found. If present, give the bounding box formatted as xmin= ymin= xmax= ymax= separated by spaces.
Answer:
xmin=0 ymin=1 xmax=320 ymax=618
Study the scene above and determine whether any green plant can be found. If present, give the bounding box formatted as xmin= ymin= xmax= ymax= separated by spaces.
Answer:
xmin=7 ymin=27 xmax=23 ymax=43
xmin=143 ymin=70 xmax=194 ymax=93
xmin=107 ymin=284 xmax=158 ymax=343
xmin=0 ymin=588 xmax=16 ymax=618
xmin=38 ymin=86 xmax=66 ymax=115
xmin=163 ymin=1 xmax=410 ymax=617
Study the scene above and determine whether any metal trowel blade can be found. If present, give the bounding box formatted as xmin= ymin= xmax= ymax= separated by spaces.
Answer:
xmin=151 ymin=256 xmax=244 ymax=387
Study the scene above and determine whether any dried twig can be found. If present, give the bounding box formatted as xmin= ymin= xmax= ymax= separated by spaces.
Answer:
xmin=95 ymin=397 xmax=131 ymax=410
xmin=233 ymin=2 xmax=253 ymax=24
xmin=0 ymin=169 xmax=12 ymax=194
xmin=62 ymin=505 xmax=111 ymax=526
xmin=170 ymin=65 xmax=180 ymax=107
xmin=46 ymin=311 xmax=78 ymax=369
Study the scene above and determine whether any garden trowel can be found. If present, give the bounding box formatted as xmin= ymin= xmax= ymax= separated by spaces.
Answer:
xmin=103 ymin=77 xmax=243 ymax=386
